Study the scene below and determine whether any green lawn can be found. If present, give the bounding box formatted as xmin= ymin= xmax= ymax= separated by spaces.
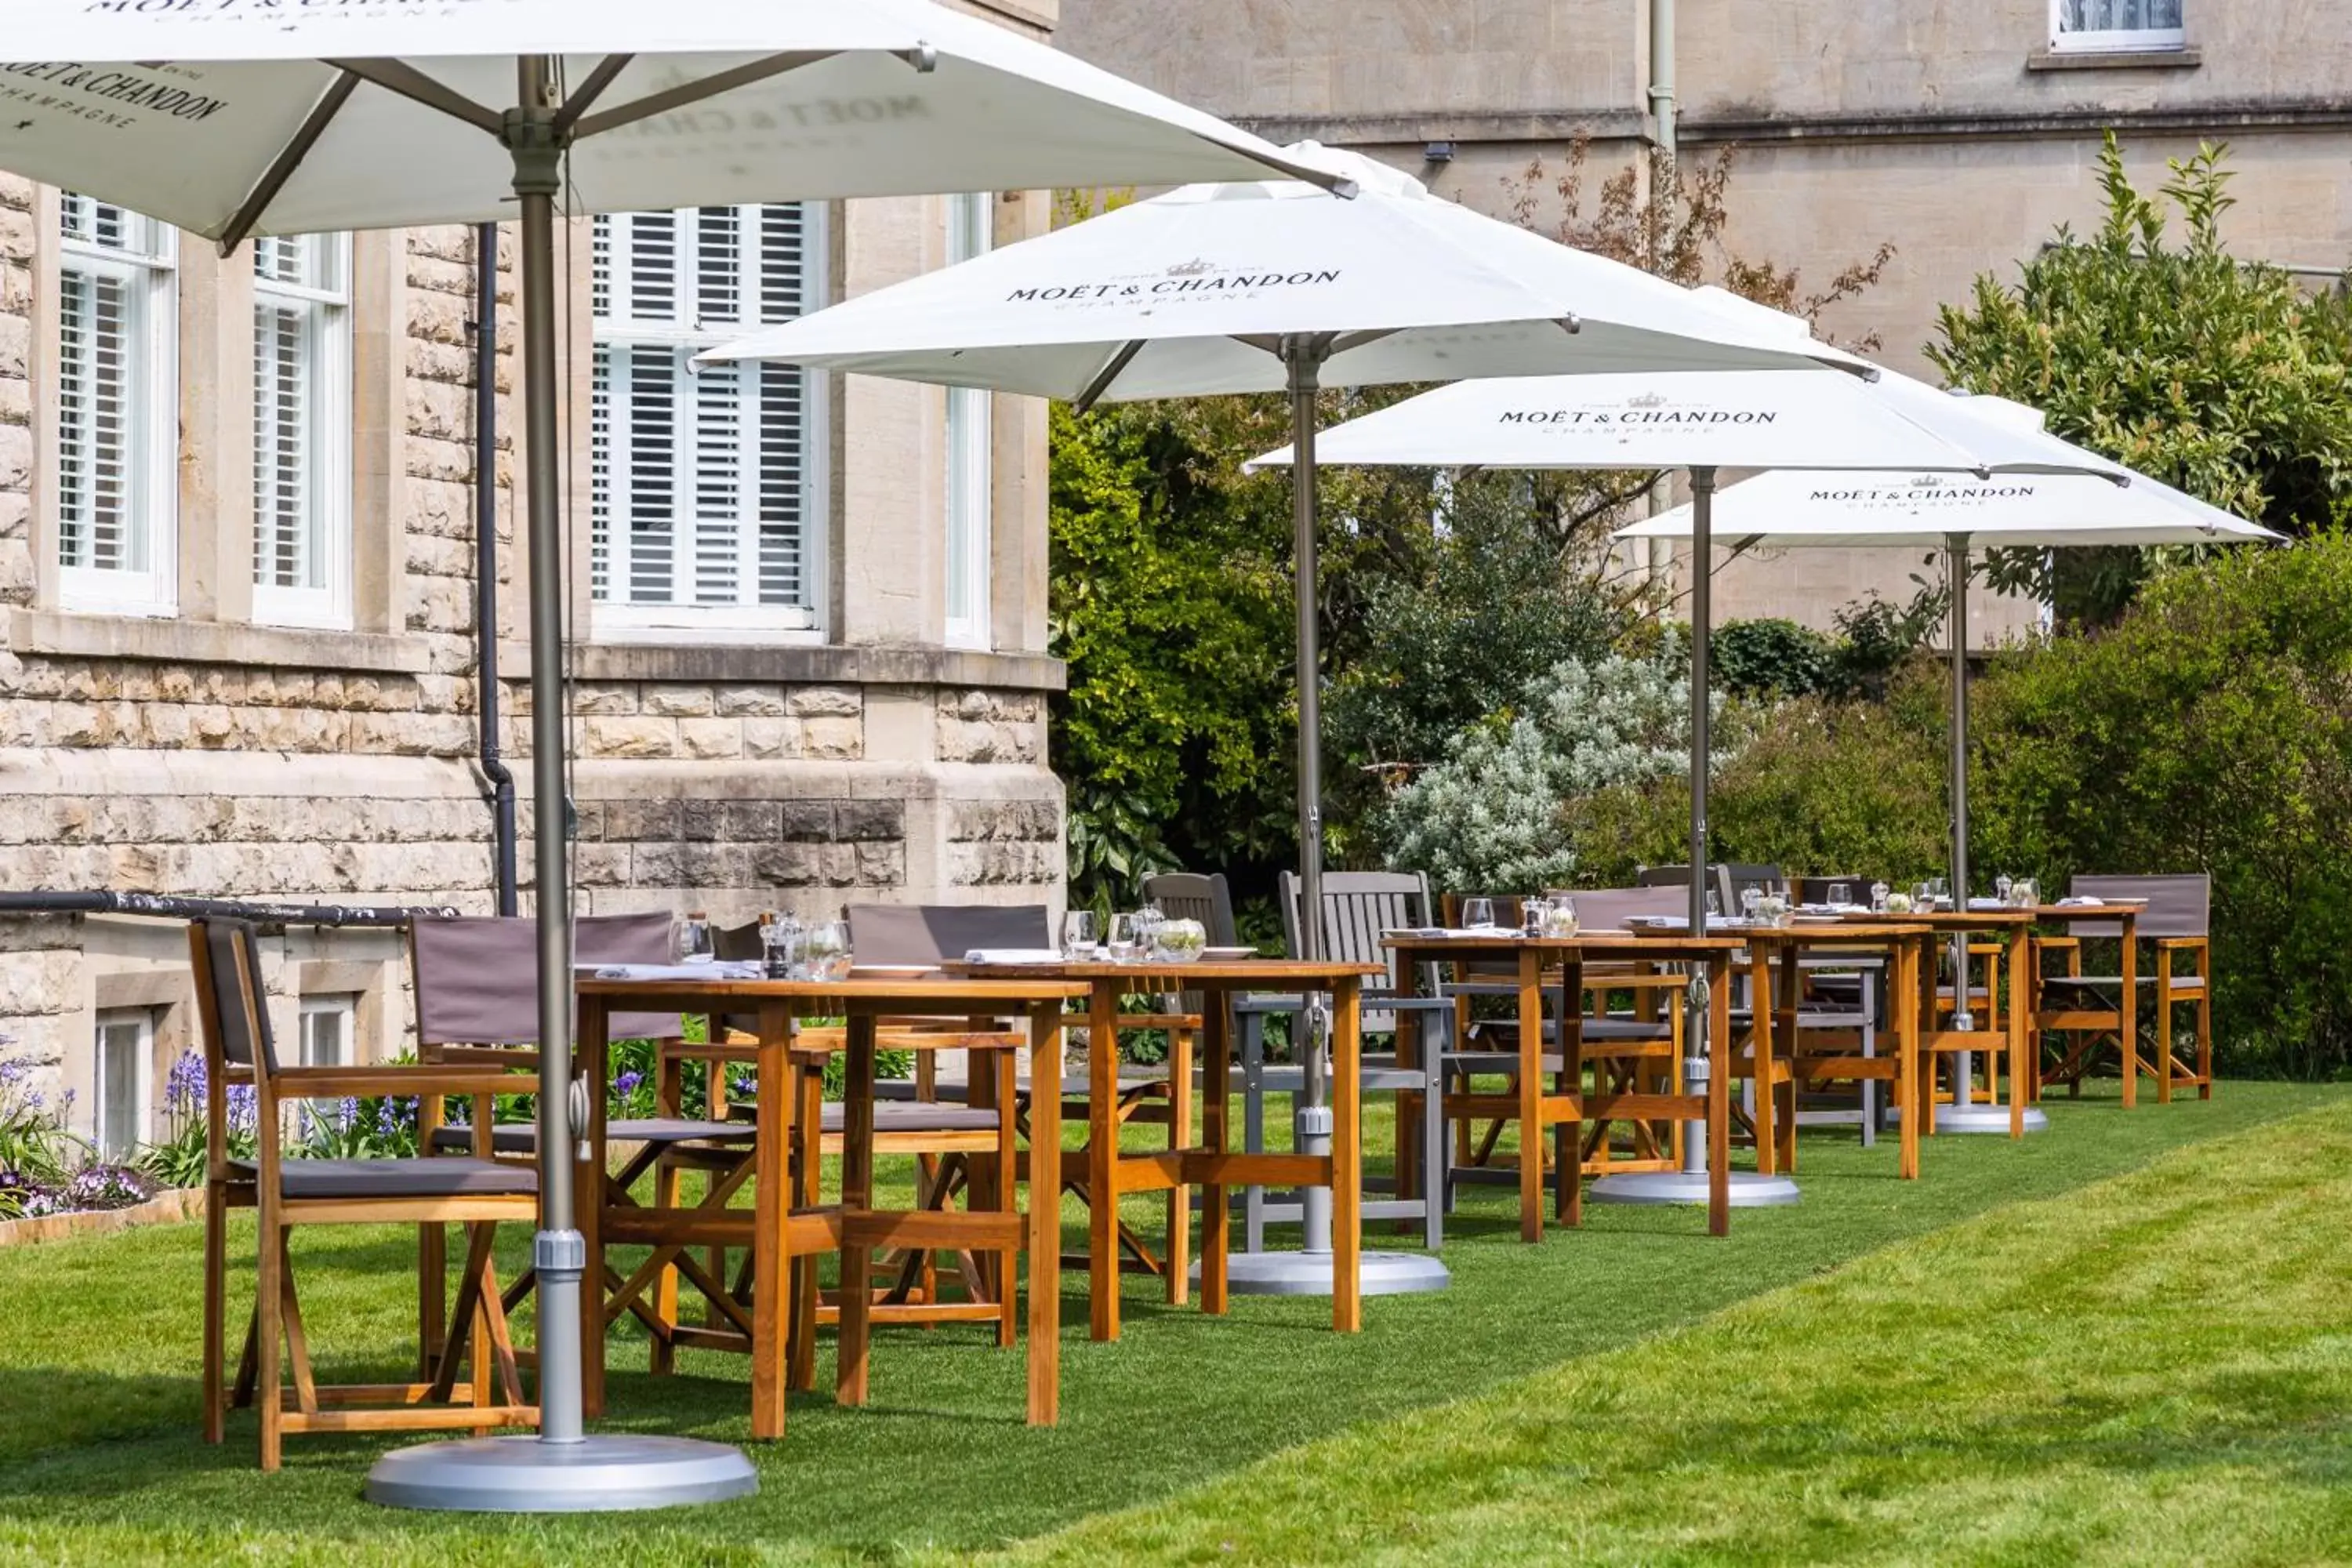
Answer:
xmin=0 ymin=1081 xmax=2339 ymax=1566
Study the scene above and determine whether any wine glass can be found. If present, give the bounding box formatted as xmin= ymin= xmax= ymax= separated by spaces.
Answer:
xmin=1105 ymin=913 xmax=1145 ymax=964
xmin=1061 ymin=909 xmax=1098 ymax=961
xmin=1461 ymin=898 xmax=1495 ymax=931
xmin=801 ymin=920 xmax=852 ymax=982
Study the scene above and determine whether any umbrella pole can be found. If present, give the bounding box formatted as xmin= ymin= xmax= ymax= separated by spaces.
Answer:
xmin=365 ymin=59 xmax=755 ymax=1511
xmin=1591 ymin=466 xmax=1797 ymax=1212
xmin=1217 ymin=337 xmax=1448 ymax=1300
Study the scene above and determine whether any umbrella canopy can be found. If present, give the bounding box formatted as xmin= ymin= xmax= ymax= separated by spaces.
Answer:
xmin=0 ymin=0 xmax=1348 ymax=1501
xmin=695 ymin=147 xmax=1867 ymax=397
xmin=0 ymin=0 xmax=1337 ymax=241
xmin=1243 ymin=368 xmax=2131 ymax=477
xmin=1614 ymin=464 xmax=2274 ymax=548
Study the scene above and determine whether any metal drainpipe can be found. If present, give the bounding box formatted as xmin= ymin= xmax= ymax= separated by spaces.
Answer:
xmin=1644 ymin=0 xmax=1679 ymax=586
xmin=473 ymin=220 xmax=520 ymax=918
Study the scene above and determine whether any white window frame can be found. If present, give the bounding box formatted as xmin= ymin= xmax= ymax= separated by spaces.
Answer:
xmin=251 ymin=233 xmax=355 ymax=630
xmin=56 ymin=196 xmax=179 ymax=617
xmin=944 ymin=193 xmax=995 ymax=652
xmin=2049 ymin=0 xmax=2185 ymax=52
xmin=590 ymin=204 xmax=830 ymax=644
xmin=93 ymin=1007 xmax=155 ymax=1159
xmin=297 ymin=993 xmax=356 ymax=1069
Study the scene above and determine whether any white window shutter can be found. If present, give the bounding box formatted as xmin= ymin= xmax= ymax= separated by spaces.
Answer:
xmin=56 ymin=266 xmax=137 ymax=573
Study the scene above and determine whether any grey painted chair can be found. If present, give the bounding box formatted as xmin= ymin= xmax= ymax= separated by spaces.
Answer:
xmin=2039 ymin=873 xmax=2212 ymax=1102
xmin=1270 ymin=869 xmax=1450 ymax=1250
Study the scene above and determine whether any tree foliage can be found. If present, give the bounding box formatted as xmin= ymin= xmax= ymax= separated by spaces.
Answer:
xmin=1928 ymin=134 xmax=2352 ymax=626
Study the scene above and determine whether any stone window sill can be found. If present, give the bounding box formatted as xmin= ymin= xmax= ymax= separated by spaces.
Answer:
xmin=512 ymin=640 xmax=1067 ymax=694
xmin=9 ymin=608 xmax=431 ymax=675
xmin=2027 ymin=46 xmax=2201 ymax=71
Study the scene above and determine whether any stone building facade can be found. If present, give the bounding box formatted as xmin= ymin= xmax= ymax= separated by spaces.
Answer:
xmin=0 ymin=5 xmax=1070 ymax=1153
xmin=1060 ymin=0 xmax=2347 ymax=641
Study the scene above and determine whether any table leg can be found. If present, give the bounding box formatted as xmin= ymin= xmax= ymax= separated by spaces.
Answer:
xmin=1330 ymin=977 xmax=1363 ymax=1334
xmin=1897 ymin=938 xmax=1921 ymax=1180
xmin=1751 ymin=952 xmax=1779 ymax=1177
xmin=579 ymin=994 xmax=611 ymax=1421
xmin=2122 ymin=913 xmax=2141 ymax=1108
xmin=2006 ymin=926 xmax=2030 ymax=1137
xmin=1167 ymin=1011 xmax=1192 ymax=1308
xmin=789 ymin=1052 xmax=821 ymax=1393
xmin=1558 ymin=957 xmax=1584 ymax=1228
xmin=1774 ymin=946 xmax=1801 ymax=1174
xmin=1707 ymin=956 xmax=1731 ymax=1238
xmin=1516 ymin=948 xmax=1544 ymax=1243
xmin=837 ymin=1014 xmax=877 ymax=1409
xmin=1087 ymin=981 xmax=1120 ymax=1342
xmin=1200 ymin=987 xmax=1232 ymax=1316
xmin=750 ymin=1004 xmax=792 ymax=1439
xmin=1027 ymin=1004 xmax=1063 ymax=1426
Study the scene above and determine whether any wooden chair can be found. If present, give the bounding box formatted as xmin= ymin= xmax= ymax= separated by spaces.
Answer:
xmin=408 ymin=913 xmax=756 ymax=1375
xmin=2038 ymin=873 xmax=2212 ymax=1103
xmin=191 ymin=917 xmax=537 ymax=1472
xmin=1273 ymin=870 xmax=1449 ymax=1249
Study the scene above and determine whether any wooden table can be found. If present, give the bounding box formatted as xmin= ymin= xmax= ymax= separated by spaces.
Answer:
xmin=1381 ymin=932 xmax=1745 ymax=1239
xmin=952 ymin=958 xmax=1383 ymax=1341
xmin=575 ymin=974 xmax=1088 ymax=1437
xmin=1722 ymin=923 xmax=1930 ymax=1178
xmin=1831 ymin=909 xmax=2042 ymax=1139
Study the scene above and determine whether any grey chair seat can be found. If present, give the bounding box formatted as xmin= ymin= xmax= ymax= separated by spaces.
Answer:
xmin=240 ymin=1156 xmax=537 ymax=1200
xmin=2042 ymin=974 xmax=2207 ymax=994
xmin=430 ymin=1117 xmax=752 ymax=1156
xmin=1470 ymin=1017 xmax=1674 ymax=1047
xmin=1203 ymin=1062 xmax=1430 ymax=1094
xmin=824 ymin=1101 xmax=1001 ymax=1135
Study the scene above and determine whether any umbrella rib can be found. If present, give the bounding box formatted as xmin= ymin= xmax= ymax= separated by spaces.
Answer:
xmin=216 ymin=69 xmax=360 ymax=255
xmin=551 ymin=54 xmax=638 ymax=140
xmin=1073 ymin=341 xmax=1145 ymax=413
xmin=572 ymin=51 xmax=844 ymax=140
xmin=322 ymin=58 xmax=503 ymax=133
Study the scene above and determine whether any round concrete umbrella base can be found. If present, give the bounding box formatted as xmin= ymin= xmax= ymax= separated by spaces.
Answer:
xmin=1191 ymin=1249 xmax=1453 ymax=1298
xmin=1916 ymin=1102 xmax=2051 ymax=1134
xmin=1587 ymin=1169 xmax=1802 ymax=1207
xmin=365 ymin=1434 xmax=758 ymax=1513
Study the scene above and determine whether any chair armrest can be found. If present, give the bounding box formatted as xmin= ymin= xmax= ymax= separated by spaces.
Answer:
xmin=2154 ymin=938 xmax=2208 ymax=950
xmin=269 ymin=1066 xmax=539 ymax=1099
xmin=2033 ymin=935 xmax=2081 ymax=950
xmin=1369 ymin=994 xmax=1460 ymax=1014
xmin=1233 ymin=994 xmax=1305 ymax=1014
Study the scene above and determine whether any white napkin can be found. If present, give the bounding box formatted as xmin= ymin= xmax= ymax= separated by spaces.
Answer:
xmin=964 ymin=948 xmax=1068 ymax=965
xmin=1967 ymin=897 xmax=2005 ymax=910
xmin=589 ymin=960 xmax=761 ymax=981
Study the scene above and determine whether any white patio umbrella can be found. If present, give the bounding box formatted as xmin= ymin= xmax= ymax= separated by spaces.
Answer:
xmin=698 ymin=144 xmax=1868 ymax=1294
xmin=1248 ymin=358 xmax=2131 ymax=1204
xmin=1619 ymin=456 xmax=2279 ymax=1133
xmin=0 ymin=0 xmax=1341 ymax=1513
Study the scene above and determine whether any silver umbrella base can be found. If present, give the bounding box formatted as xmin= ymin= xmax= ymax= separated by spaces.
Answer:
xmin=365 ymin=1433 xmax=758 ymax=1513
xmin=1191 ymin=1248 xmax=1452 ymax=1298
xmin=1588 ymin=1169 xmax=1802 ymax=1207
xmin=1922 ymin=1102 xmax=2050 ymax=1134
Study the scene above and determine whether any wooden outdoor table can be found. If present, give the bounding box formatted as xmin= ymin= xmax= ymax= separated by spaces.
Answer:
xmin=1715 ymin=923 xmax=1930 ymax=1179
xmin=1381 ymin=932 xmax=1745 ymax=1240
xmin=575 ymin=974 xmax=1089 ymax=1438
xmin=1831 ymin=909 xmax=2042 ymax=1138
xmin=951 ymin=958 xmax=1383 ymax=1340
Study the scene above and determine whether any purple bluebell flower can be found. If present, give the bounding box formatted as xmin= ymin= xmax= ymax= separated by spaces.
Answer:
xmin=615 ymin=1069 xmax=644 ymax=1101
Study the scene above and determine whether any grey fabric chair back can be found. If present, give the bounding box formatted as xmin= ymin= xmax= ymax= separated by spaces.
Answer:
xmin=1142 ymin=872 xmax=1240 ymax=947
xmin=2067 ymin=873 xmax=2209 ymax=939
xmin=1552 ymin=884 xmax=1687 ymax=932
xmin=412 ymin=912 xmax=681 ymax=1045
xmin=845 ymin=903 xmax=1051 ymax=965
xmin=713 ymin=916 xmax=764 ymax=962
xmin=1636 ymin=862 xmax=1735 ymax=915
xmin=1795 ymin=875 xmax=1869 ymax=906
xmin=1278 ymin=869 xmax=1430 ymax=993
xmin=195 ymin=918 xmax=280 ymax=1076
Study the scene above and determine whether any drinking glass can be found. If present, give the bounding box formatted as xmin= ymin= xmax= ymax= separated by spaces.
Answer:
xmin=800 ymin=920 xmax=852 ymax=983
xmin=1827 ymin=882 xmax=1852 ymax=909
xmin=677 ymin=910 xmax=713 ymax=962
xmin=1912 ymin=880 xmax=1933 ymax=911
xmin=1461 ymin=898 xmax=1496 ymax=931
xmin=1106 ymin=913 xmax=1145 ymax=964
xmin=1061 ymin=909 xmax=1098 ymax=961
xmin=1927 ymin=876 xmax=1950 ymax=908
xmin=1544 ymin=896 xmax=1579 ymax=938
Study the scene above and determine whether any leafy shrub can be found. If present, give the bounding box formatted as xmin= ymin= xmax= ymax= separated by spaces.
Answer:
xmin=1971 ymin=534 xmax=2352 ymax=1078
xmin=1713 ymin=619 xmax=1833 ymax=699
xmin=1382 ymin=652 xmax=1713 ymax=891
